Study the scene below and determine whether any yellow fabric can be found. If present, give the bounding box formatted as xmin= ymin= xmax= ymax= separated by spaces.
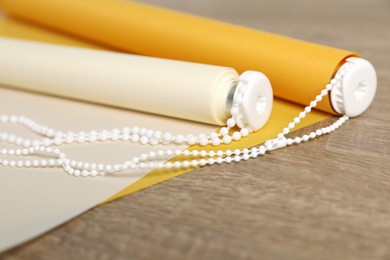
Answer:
xmin=0 ymin=0 xmax=357 ymax=113
xmin=0 ymin=16 xmax=103 ymax=49
xmin=0 ymin=16 xmax=329 ymax=203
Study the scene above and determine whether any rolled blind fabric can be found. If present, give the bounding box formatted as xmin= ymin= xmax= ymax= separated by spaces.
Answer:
xmin=0 ymin=37 xmax=239 ymax=125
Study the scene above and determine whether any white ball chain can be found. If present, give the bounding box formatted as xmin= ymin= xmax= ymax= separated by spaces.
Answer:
xmin=0 ymin=62 xmax=352 ymax=177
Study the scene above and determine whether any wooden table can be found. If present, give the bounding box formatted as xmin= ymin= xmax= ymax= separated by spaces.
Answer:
xmin=2 ymin=0 xmax=389 ymax=259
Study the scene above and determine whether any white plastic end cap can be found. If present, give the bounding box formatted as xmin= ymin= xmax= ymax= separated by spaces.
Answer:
xmin=330 ymin=57 xmax=377 ymax=117
xmin=237 ymin=71 xmax=273 ymax=131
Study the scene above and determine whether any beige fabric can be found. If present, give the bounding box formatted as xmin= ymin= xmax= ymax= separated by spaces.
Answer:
xmin=0 ymin=37 xmax=238 ymax=125
xmin=0 ymin=86 xmax=216 ymax=251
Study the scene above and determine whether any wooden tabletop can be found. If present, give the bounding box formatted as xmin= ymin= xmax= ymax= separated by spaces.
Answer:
xmin=2 ymin=0 xmax=389 ymax=259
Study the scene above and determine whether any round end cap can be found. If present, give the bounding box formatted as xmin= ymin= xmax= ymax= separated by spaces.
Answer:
xmin=331 ymin=57 xmax=377 ymax=117
xmin=236 ymin=71 xmax=273 ymax=131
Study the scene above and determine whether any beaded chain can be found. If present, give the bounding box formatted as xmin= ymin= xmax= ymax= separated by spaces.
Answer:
xmin=0 ymin=62 xmax=353 ymax=177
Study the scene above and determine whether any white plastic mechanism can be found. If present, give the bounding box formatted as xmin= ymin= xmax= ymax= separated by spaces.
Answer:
xmin=330 ymin=57 xmax=377 ymax=117
xmin=233 ymin=71 xmax=273 ymax=131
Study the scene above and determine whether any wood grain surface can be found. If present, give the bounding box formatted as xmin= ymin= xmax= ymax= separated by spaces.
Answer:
xmin=1 ymin=0 xmax=389 ymax=259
